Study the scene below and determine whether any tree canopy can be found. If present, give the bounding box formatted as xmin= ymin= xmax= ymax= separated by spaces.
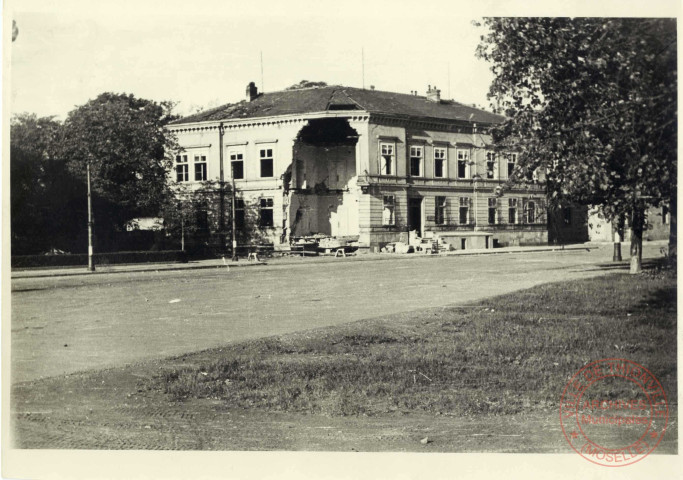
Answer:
xmin=10 ymin=113 xmax=84 ymax=254
xmin=476 ymin=18 xmax=677 ymax=271
xmin=285 ymin=80 xmax=328 ymax=90
xmin=59 ymin=93 xmax=178 ymax=230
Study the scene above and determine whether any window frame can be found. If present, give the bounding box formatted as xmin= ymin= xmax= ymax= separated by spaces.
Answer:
xmin=193 ymin=153 xmax=208 ymax=182
xmin=235 ymin=198 xmax=246 ymax=231
xmin=382 ymin=195 xmax=396 ymax=226
xmin=230 ymin=150 xmax=245 ymax=180
xmin=486 ymin=151 xmax=497 ymax=180
xmin=456 ymin=149 xmax=470 ymax=179
xmin=508 ymin=198 xmax=518 ymax=224
xmin=379 ymin=142 xmax=396 ymax=176
xmin=409 ymin=145 xmax=424 ymax=177
xmin=506 ymin=152 xmax=518 ymax=178
xmin=434 ymin=146 xmax=447 ymax=178
xmin=259 ymin=147 xmax=274 ymax=178
xmin=459 ymin=197 xmax=470 ymax=225
xmin=435 ymin=196 xmax=447 ymax=225
xmin=488 ymin=197 xmax=497 ymax=225
xmin=175 ymin=154 xmax=189 ymax=182
xmin=259 ymin=197 xmax=274 ymax=227
xmin=525 ymin=199 xmax=537 ymax=224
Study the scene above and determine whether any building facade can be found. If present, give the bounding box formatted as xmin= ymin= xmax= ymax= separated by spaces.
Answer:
xmin=169 ymin=83 xmax=555 ymax=251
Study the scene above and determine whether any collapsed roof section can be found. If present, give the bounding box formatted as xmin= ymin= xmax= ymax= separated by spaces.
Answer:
xmin=172 ymin=85 xmax=506 ymax=126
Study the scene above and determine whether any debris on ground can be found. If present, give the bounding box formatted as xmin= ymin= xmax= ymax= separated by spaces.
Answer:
xmin=169 ymin=299 xmax=181 ymax=304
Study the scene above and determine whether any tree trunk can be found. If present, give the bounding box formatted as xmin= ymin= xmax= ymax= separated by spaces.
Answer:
xmin=629 ymin=207 xmax=644 ymax=274
xmin=669 ymin=190 xmax=676 ymax=262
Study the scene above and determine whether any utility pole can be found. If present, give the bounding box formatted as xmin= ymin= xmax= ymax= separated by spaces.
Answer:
xmin=218 ymin=122 xmax=226 ymax=252
xmin=86 ymin=158 xmax=95 ymax=272
xmin=231 ymin=162 xmax=238 ymax=262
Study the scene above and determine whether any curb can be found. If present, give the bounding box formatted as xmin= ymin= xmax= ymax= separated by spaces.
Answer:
xmin=11 ymin=261 xmax=266 ymax=279
xmin=11 ymin=244 xmax=597 ymax=279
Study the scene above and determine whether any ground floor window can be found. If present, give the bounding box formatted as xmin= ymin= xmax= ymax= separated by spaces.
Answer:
xmin=508 ymin=198 xmax=518 ymax=224
xmin=383 ymin=195 xmax=395 ymax=225
xmin=435 ymin=196 xmax=447 ymax=225
xmin=259 ymin=197 xmax=274 ymax=227
xmin=525 ymin=200 xmax=537 ymax=224
xmin=488 ymin=197 xmax=497 ymax=224
xmin=235 ymin=198 xmax=245 ymax=230
xmin=459 ymin=197 xmax=470 ymax=225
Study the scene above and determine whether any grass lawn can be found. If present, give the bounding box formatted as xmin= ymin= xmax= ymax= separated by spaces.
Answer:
xmin=12 ymin=267 xmax=677 ymax=451
xmin=153 ymin=268 xmax=677 ymax=419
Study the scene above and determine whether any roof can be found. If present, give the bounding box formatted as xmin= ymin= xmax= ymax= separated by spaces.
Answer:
xmin=171 ymin=86 xmax=506 ymax=126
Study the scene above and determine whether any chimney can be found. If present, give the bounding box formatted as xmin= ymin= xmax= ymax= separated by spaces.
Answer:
xmin=426 ymin=85 xmax=441 ymax=102
xmin=246 ymin=81 xmax=258 ymax=102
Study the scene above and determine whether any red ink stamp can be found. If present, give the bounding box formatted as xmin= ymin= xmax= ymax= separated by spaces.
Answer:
xmin=560 ymin=358 xmax=668 ymax=467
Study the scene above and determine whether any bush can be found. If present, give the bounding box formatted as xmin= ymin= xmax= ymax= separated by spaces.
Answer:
xmin=12 ymin=250 xmax=188 ymax=269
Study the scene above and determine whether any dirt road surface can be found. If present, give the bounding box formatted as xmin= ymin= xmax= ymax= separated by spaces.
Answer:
xmin=11 ymin=245 xmax=658 ymax=383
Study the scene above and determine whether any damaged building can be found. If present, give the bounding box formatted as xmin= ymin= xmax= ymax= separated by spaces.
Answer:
xmin=169 ymin=82 xmax=584 ymax=252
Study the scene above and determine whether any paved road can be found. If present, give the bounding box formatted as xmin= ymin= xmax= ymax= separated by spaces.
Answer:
xmin=10 ymin=245 xmax=659 ymax=383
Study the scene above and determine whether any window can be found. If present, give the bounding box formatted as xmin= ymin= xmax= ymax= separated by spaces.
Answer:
xmin=488 ymin=197 xmax=497 ymax=225
xmin=508 ymin=198 xmax=518 ymax=224
xmin=380 ymin=143 xmax=395 ymax=175
xmin=435 ymin=196 xmax=447 ymax=225
xmin=457 ymin=149 xmax=469 ymax=178
xmin=459 ymin=197 xmax=470 ymax=224
xmin=175 ymin=154 xmax=189 ymax=182
xmin=382 ymin=195 xmax=395 ymax=225
xmin=194 ymin=154 xmax=207 ymax=181
xmin=196 ymin=208 xmax=209 ymax=233
xmin=259 ymin=197 xmax=274 ymax=227
xmin=507 ymin=153 xmax=517 ymax=178
xmin=486 ymin=152 xmax=497 ymax=179
xmin=562 ymin=207 xmax=572 ymax=225
xmin=434 ymin=147 xmax=447 ymax=178
xmin=525 ymin=200 xmax=536 ymax=224
xmin=409 ymin=146 xmax=423 ymax=177
xmin=230 ymin=151 xmax=244 ymax=179
xmin=235 ymin=198 xmax=245 ymax=230
xmin=260 ymin=148 xmax=274 ymax=178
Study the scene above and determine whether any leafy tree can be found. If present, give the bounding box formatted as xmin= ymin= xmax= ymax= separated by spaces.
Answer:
xmin=476 ymin=18 xmax=676 ymax=273
xmin=285 ymin=80 xmax=328 ymax=90
xmin=161 ymin=180 xmax=272 ymax=256
xmin=59 ymin=93 xmax=179 ymax=248
xmin=10 ymin=113 xmax=84 ymax=254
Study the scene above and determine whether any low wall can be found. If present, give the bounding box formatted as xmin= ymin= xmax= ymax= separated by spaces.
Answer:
xmin=12 ymin=250 xmax=188 ymax=269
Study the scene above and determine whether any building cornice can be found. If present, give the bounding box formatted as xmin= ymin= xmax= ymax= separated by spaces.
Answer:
xmin=168 ymin=111 xmax=371 ymax=133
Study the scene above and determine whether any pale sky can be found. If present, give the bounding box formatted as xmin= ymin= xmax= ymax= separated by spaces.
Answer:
xmin=8 ymin=0 xmax=679 ymax=120
xmin=9 ymin=0 xmax=500 ymax=119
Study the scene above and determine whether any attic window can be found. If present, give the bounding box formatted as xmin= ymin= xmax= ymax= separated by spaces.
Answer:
xmin=327 ymin=104 xmax=360 ymax=111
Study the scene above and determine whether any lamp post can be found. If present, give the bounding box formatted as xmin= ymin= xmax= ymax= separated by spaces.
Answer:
xmin=86 ymin=157 xmax=95 ymax=272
